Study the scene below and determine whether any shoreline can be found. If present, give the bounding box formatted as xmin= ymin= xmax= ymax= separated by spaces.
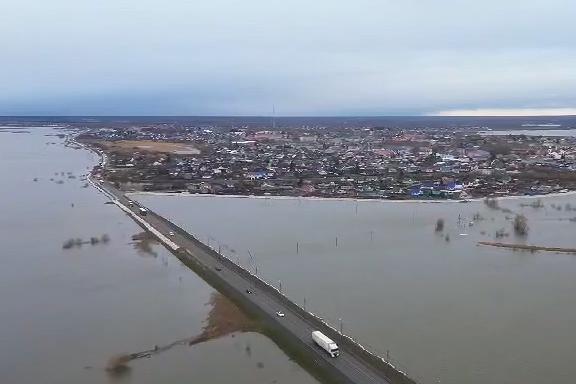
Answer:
xmin=66 ymin=134 xmax=576 ymax=206
xmin=127 ymin=189 xmax=576 ymax=204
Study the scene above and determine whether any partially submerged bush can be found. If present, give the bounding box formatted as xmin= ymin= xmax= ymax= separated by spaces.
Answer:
xmin=473 ymin=212 xmax=484 ymax=221
xmin=484 ymin=198 xmax=499 ymax=210
xmin=62 ymin=239 xmax=75 ymax=249
xmin=513 ymin=214 xmax=529 ymax=237
xmin=435 ymin=218 xmax=445 ymax=232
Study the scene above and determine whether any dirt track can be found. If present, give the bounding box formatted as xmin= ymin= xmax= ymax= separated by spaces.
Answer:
xmin=99 ymin=140 xmax=200 ymax=155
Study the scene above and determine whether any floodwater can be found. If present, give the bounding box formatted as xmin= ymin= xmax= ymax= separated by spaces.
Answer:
xmin=480 ymin=128 xmax=576 ymax=136
xmin=0 ymin=128 xmax=318 ymax=384
xmin=135 ymin=192 xmax=576 ymax=384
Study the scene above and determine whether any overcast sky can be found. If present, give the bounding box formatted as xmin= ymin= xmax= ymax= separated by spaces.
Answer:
xmin=1 ymin=0 xmax=575 ymax=116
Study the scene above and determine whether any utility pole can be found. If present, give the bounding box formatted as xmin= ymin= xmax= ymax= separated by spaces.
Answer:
xmin=247 ymin=250 xmax=257 ymax=290
xmin=339 ymin=318 xmax=343 ymax=343
xmin=248 ymin=249 xmax=256 ymax=275
xmin=296 ymin=241 xmax=299 ymax=254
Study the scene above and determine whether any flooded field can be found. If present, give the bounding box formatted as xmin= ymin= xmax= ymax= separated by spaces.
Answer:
xmin=0 ymin=128 xmax=317 ymax=384
xmin=136 ymin=191 xmax=576 ymax=384
xmin=480 ymin=128 xmax=576 ymax=136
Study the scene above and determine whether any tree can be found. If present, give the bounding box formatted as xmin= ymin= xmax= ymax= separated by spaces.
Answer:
xmin=484 ymin=198 xmax=499 ymax=210
xmin=513 ymin=215 xmax=529 ymax=237
xmin=62 ymin=239 xmax=75 ymax=249
xmin=435 ymin=218 xmax=445 ymax=232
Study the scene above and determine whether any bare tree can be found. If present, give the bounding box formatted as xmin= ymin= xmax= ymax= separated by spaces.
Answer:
xmin=62 ymin=239 xmax=75 ymax=249
xmin=435 ymin=218 xmax=445 ymax=232
xmin=484 ymin=198 xmax=499 ymax=210
xmin=513 ymin=214 xmax=529 ymax=237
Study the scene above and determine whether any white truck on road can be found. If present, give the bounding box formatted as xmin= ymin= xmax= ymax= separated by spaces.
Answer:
xmin=312 ymin=331 xmax=340 ymax=357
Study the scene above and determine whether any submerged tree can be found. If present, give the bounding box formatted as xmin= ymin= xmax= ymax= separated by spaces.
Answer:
xmin=484 ymin=198 xmax=499 ymax=210
xmin=513 ymin=214 xmax=529 ymax=237
xmin=62 ymin=239 xmax=76 ymax=249
xmin=435 ymin=218 xmax=445 ymax=232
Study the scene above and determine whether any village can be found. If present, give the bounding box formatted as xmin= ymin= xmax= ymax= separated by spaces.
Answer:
xmin=78 ymin=123 xmax=576 ymax=200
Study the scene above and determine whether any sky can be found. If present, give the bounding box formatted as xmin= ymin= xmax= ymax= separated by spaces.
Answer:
xmin=1 ymin=0 xmax=575 ymax=116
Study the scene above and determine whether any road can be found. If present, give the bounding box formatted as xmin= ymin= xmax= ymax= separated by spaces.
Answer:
xmin=100 ymin=182 xmax=415 ymax=384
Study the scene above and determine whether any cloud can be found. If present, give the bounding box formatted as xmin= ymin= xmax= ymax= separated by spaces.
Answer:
xmin=1 ymin=0 xmax=576 ymax=115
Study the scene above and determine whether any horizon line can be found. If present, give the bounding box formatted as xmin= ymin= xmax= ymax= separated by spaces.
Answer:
xmin=1 ymin=114 xmax=575 ymax=119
